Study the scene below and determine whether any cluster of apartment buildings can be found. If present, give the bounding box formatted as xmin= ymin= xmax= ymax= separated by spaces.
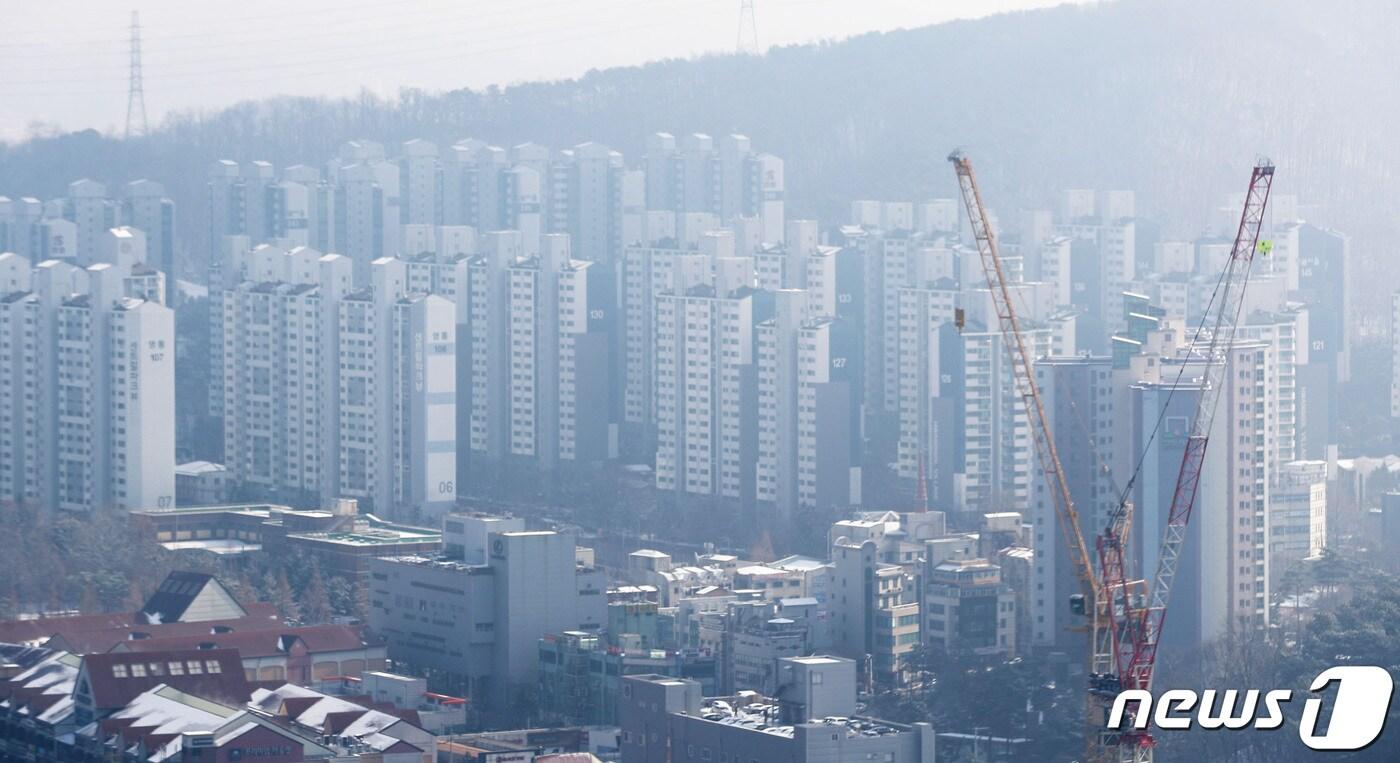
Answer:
xmin=1 ymin=135 xmax=1352 ymax=548
xmin=0 ymin=135 xmax=1349 ymax=669
xmin=0 ymin=233 xmax=174 ymax=514
xmin=190 ymin=136 xmax=1350 ymax=542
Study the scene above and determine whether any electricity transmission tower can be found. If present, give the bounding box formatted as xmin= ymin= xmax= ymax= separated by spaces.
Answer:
xmin=737 ymin=0 xmax=759 ymax=55
xmin=126 ymin=10 xmax=148 ymax=139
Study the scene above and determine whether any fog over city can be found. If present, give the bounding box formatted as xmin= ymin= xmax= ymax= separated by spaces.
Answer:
xmin=2 ymin=0 xmax=1079 ymax=139
xmin=0 ymin=1 xmax=1397 ymax=761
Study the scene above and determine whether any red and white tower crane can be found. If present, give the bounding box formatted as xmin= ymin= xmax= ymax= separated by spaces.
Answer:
xmin=1097 ymin=160 xmax=1275 ymax=761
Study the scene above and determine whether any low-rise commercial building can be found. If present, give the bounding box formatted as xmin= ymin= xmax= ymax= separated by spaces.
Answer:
xmin=923 ymin=558 xmax=1017 ymax=657
xmin=314 ymin=671 xmax=468 ymax=734
xmin=829 ymin=537 xmax=920 ymax=687
xmin=537 ymin=630 xmax=716 ymax=725
xmin=368 ymin=515 xmax=606 ymax=701
xmin=619 ymin=657 xmax=935 ymax=763
xmin=130 ymin=499 xmax=442 ymax=577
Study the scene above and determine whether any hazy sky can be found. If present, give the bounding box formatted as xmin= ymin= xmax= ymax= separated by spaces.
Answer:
xmin=1 ymin=0 xmax=1090 ymax=141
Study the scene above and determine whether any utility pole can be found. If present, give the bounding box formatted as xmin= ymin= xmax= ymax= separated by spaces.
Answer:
xmin=737 ymin=0 xmax=759 ymax=55
xmin=126 ymin=10 xmax=148 ymax=139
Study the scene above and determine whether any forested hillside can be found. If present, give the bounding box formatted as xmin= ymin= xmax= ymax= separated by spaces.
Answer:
xmin=1 ymin=0 xmax=1394 ymax=314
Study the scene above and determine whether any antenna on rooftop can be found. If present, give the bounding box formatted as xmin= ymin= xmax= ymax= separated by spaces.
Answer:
xmin=737 ymin=0 xmax=760 ymax=55
xmin=125 ymin=10 xmax=149 ymax=139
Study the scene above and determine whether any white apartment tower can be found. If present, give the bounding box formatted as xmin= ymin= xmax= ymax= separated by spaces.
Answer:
xmin=1055 ymin=216 xmax=1136 ymax=335
xmin=64 ymin=179 xmax=117 ymax=265
xmin=960 ymin=324 xmax=1053 ymax=514
xmin=620 ymin=240 xmax=713 ymax=456
xmin=654 ymin=257 xmax=760 ymax=501
xmin=399 ymin=139 xmax=441 ymax=226
xmin=894 ymin=269 xmax=959 ymax=491
xmin=442 ymin=140 xmax=509 ymax=230
xmin=462 ymin=232 xmax=608 ymax=481
xmin=336 ymin=159 xmax=400 ymax=283
xmin=0 ymin=196 xmax=44 ymax=263
xmin=757 ymin=290 xmax=862 ymax=517
xmin=1137 ymin=340 xmax=1274 ymax=647
xmin=1218 ymin=341 xmax=1273 ymax=631
xmin=121 ymin=180 xmax=176 ymax=304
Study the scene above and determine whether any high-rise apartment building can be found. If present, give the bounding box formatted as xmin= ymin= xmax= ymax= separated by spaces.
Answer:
xmin=399 ymin=138 xmax=441 ymax=226
xmin=1295 ymin=223 xmax=1348 ymax=459
xmin=1029 ymin=355 xmax=1115 ymax=650
xmin=0 ymin=242 xmax=174 ymax=514
xmin=1392 ymin=291 xmax=1400 ymax=419
xmin=756 ymin=290 xmax=861 ymax=517
xmin=960 ymin=324 xmax=1053 ymax=515
xmin=1239 ymin=306 xmax=1309 ymax=472
xmin=220 ymin=245 xmax=350 ymax=507
xmin=644 ymin=132 xmax=784 ymax=245
xmin=1133 ymin=339 xmax=1273 ymax=649
xmin=0 ymin=196 xmax=44 ymax=263
xmin=654 ymin=257 xmax=766 ymax=503
xmin=1055 ymin=217 xmax=1136 ymax=338
xmin=461 ymin=232 xmax=610 ymax=484
xmin=893 ymin=271 xmax=960 ymax=501
xmin=272 ymin=164 xmax=338 ymax=251
xmin=334 ymin=158 xmax=401 ymax=283
xmin=120 ymin=180 xmax=176 ymax=305
xmin=443 ymin=139 xmax=509 ymax=230
xmin=555 ymin=142 xmax=634 ymax=266
xmin=63 ymin=179 xmax=118 ymax=265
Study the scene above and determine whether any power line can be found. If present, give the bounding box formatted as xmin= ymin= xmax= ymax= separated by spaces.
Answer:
xmin=125 ymin=10 xmax=148 ymax=139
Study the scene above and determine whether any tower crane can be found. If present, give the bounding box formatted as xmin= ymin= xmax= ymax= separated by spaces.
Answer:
xmin=948 ymin=150 xmax=1114 ymax=759
xmin=1096 ymin=160 xmax=1275 ymax=760
xmin=948 ymin=151 xmax=1274 ymax=762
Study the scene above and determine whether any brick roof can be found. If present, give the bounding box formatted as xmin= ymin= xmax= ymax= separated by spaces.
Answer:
xmin=78 ymin=648 xmax=250 ymax=711
xmin=109 ymin=624 xmax=381 ymax=659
